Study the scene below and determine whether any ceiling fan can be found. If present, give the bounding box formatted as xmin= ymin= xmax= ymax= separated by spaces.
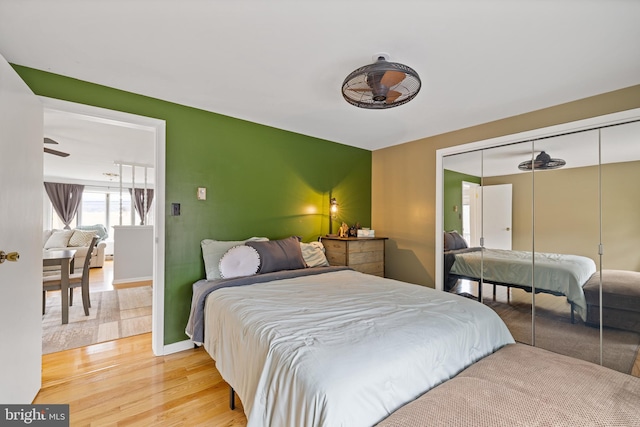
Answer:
xmin=518 ymin=151 xmax=565 ymax=171
xmin=44 ymin=137 xmax=70 ymax=157
xmin=341 ymin=53 xmax=421 ymax=109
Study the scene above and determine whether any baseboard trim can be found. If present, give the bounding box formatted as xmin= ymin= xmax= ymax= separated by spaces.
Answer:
xmin=162 ymin=339 xmax=194 ymax=355
xmin=113 ymin=276 xmax=152 ymax=285
xmin=114 ymin=279 xmax=152 ymax=289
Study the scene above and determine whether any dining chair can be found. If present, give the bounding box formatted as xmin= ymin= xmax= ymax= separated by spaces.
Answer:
xmin=43 ymin=236 xmax=99 ymax=317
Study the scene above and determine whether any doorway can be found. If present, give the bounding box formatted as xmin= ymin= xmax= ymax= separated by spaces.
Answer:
xmin=461 ymin=181 xmax=479 ymax=247
xmin=40 ymin=97 xmax=166 ymax=355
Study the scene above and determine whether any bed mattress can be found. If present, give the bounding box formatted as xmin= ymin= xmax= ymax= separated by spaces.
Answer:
xmin=200 ymin=268 xmax=514 ymax=427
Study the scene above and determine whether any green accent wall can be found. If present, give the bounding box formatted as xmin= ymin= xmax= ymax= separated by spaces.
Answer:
xmin=443 ymin=169 xmax=480 ymax=233
xmin=14 ymin=65 xmax=372 ymax=345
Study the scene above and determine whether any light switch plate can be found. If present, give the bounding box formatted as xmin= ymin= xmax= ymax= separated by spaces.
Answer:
xmin=197 ymin=187 xmax=207 ymax=200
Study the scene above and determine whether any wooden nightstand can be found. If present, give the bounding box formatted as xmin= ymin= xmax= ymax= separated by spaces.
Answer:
xmin=321 ymin=236 xmax=387 ymax=277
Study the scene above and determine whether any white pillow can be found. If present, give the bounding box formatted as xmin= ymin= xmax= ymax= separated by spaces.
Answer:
xmin=300 ymin=241 xmax=329 ymax=267
xmin=42 ymin=230 xmax=54 ymax=247
xmin=219 ymin=245 xmax=261 ymax=279
xmin=201 ymin=237 xmax=268 ymax=280
xmin=44 ymin=230 xmax=74 ymax=249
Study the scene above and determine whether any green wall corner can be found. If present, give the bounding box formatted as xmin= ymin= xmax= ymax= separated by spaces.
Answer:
xmin=14 ymin=65 xmax=372 ymax=345
xmin=443 ymin=169 xmax=480 ymax=233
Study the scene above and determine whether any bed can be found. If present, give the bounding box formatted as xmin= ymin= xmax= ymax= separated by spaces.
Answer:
xmin=186 ymin=237 xmax=514 ymax=427
xmin=443 ymin=232 xmax=597 ymax=322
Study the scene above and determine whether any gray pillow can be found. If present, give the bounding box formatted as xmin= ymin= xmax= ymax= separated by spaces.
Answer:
xmin=246 ymin=236 xmax=306 ymax=274
xmin=444 ymin=231 xmax=456 ymax=251
xmin=451 ymin=231 xmax=468 ymax=249
xmin=444 ymin=231 xmax=468 ymax=251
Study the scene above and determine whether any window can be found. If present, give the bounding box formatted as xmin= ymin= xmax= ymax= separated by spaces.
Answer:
xmin=79 ymin=191 xmax=107 ymax=227
xmin=45 ymin=187 xmax=153 ymax=237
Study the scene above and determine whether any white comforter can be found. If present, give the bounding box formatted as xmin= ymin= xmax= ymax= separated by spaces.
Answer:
xmin=203 ymin=269 xmax=514 ymax=427
xmin=450 ymin=248 xmax=596 ymax=321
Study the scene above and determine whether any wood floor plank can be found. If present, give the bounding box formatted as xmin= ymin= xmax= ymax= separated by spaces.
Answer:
xmin=35 ymin=333 xmax=247 ymax=426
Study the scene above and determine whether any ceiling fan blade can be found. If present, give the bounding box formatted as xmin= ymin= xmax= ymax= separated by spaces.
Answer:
xmin=44 ymin=147 xmax=70 ymax=157
xmin=386 ymin=90 xmax=402 ymax=104
xmin=380 ymin=71 xmax=405 ymax=88
xmin=44 ymin=137 xmax=59 ymax=145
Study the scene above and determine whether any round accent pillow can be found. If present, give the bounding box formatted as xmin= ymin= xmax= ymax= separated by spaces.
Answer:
xmin=218 ymin=245 xmax=261 ymax=279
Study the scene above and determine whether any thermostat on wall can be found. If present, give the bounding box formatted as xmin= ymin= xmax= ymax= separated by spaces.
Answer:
xmin=197 ymin=187 xmax=207 ymax=200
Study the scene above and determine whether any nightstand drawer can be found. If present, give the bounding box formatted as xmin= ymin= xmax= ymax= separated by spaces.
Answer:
xmin=321 ymin=237 xmax=387 ymax=277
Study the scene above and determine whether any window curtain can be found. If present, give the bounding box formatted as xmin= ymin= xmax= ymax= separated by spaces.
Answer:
xmin=44 ymin=182 xmax=84 ymax=229
xmin=129 ymin=188 xmax=154 ymax=225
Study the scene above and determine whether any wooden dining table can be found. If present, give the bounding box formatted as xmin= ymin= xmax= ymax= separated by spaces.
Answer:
xmin=43 ymin=249 xmax=76 ymax=324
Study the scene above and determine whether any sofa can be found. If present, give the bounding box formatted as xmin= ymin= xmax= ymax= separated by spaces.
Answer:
xmin=43 ymin=226 xmax=107 ymax=273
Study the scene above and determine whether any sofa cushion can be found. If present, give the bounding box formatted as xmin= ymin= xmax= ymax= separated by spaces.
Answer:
xmin=44 ymin=230 xmax=73 ymax=249
xmin=43 ymin=230 xmax=54 ymax=246
xmin=69 ymin=229 xmax=97 ymax=247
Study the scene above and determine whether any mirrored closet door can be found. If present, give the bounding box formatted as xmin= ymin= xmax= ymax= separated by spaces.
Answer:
xmin=441 ymin=114 xmax=640 ymax=376
xmin=529 ymin=130 xmax=601 ymax=359
xmin=599 ymin=121 xmax=640 ymax=373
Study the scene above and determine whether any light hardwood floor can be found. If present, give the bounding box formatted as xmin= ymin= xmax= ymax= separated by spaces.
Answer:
xmin=35 ymin=333 xmax=248 ymax=426
xmin=42 ymin=260 xmax=244 ymax=425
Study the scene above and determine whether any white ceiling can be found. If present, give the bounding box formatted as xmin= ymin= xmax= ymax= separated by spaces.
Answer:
xmin=1 ymin=1 xmax=639 ymax=184
xmin=42 ymin=108 xmax=155 ymax=186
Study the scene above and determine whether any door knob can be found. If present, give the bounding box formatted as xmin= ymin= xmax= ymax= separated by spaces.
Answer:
xmin=0 ymin=251 xmax=20 ymax=263
xmin=506 ymin=227 xmax=511 ymax=231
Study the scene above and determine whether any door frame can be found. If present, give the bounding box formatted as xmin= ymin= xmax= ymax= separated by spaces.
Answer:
xmin=435 ymin=107 xmax=640 ymax=291
xmin=40 ymin=97 xmax=167 ymax=355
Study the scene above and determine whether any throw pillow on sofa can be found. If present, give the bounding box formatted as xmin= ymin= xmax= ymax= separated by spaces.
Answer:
xmin=44 ymin=230 xmax=74 ymax=249
xmin=69 ymin=229 xmax=97 ymax=247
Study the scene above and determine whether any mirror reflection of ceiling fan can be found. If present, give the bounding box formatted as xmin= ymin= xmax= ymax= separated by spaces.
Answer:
xmin=44 ymin=137 xmax=70 ymax=157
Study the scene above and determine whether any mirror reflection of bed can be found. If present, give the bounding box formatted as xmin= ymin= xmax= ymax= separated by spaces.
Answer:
xmin=442 ymin=118 xmax=640 ymax=375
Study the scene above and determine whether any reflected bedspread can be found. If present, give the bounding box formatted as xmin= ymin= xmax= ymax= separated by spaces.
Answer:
xmin=450 ymin=248 xmax=596 ymax=320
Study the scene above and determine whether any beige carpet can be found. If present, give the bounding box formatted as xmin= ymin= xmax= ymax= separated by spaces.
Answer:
xmin=42 ymin=286 xmax=152 ymax=354
xmin=485 ymin=298 xmax=640 ymax=374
